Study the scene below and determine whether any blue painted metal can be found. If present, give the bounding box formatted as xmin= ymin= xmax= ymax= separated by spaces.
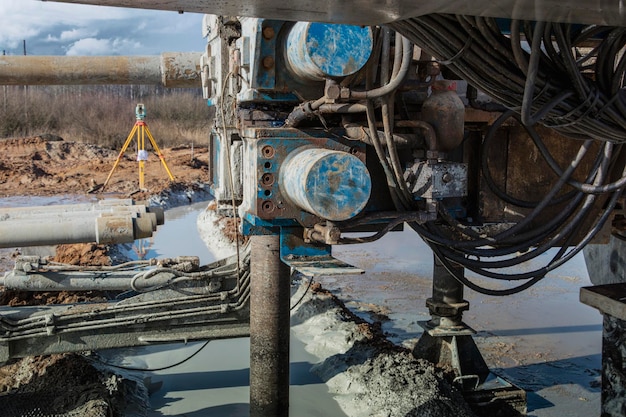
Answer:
xmin=280 ymin=148 xmax=371 ymax=221
xmin=240 ymin=220 xmax=364 ymax=275
xmin=279 ymin=228 xmax=364 ymax=277
xmin=286 ymin=22 xmax=373 ymax=82
xmin=253 ymin=20 xmax=283 ymax=90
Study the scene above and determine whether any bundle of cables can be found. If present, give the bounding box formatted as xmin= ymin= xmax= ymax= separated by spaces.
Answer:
xmin=339 ymin=17 xmax=626 ymax=295
xmin=391 ymin=15 xmax=626 ymax=142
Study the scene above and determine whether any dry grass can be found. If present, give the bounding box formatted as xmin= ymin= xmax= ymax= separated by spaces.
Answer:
xmin=0 ymin=85 xmax=214 ymax=148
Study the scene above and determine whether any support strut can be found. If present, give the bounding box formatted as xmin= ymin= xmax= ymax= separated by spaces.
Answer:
xmin=414 ymin=255 xmax=526 ymax=415
xmin=250 ymin=235 xmax=291 ymax=417
xmin=413 ymin=255 xmax=489 ymax=388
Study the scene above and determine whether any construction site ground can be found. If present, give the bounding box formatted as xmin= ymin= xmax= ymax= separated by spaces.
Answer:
xmin=0 ymin=135 xmax=211 ymax=417
xmin=0 ymin=135 xmax=606 ymax=417
xmin=0 ymin=135 xmax=209 ymax=200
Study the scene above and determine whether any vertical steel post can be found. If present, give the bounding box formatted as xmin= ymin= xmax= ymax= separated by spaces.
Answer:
xmin=413 ymin=254 xmax=489 ymax=385
xmin=250 ymin=234 xmax=290 ymax=417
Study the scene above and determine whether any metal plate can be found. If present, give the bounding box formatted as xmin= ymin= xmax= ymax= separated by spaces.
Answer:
xmin=48 ymin=0 xmax=626 ymax=26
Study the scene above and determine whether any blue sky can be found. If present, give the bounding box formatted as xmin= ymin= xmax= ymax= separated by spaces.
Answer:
xmin=0 ymin=1 xmax=206 ymax=56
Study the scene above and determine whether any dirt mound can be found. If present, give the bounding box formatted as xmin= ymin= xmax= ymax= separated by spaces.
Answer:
xmin=0 ymin=135 xmax=208 ymax=197
xmin=291 ymin=282 xmax=477 ymax=417
xmin=0 ymin=353 xmax=148 ymax=417
xmin=54 ymin=243 xmax=111 ymax=266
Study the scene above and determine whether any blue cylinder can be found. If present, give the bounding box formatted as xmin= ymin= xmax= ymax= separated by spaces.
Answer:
xmin=286 ymin=22 xmax=373 ymax=82
xmin=280 ymin=148 xmax=371 ymax=221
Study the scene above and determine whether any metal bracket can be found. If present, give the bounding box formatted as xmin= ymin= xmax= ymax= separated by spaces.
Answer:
xmin=279 ymin=228 xmax=363 ymax=277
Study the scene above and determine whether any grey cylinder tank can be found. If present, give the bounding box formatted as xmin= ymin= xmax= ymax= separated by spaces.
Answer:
xmin=421 ymin=80 xmax=465 ymax=152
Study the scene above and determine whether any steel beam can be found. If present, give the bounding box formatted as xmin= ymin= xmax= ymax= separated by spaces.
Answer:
xmin=250 ymin=234 xmax=290 ymax=417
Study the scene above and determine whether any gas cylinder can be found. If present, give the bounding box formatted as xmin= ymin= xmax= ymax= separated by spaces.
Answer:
xmin=421 ymin=80 xmax=465 ymax=152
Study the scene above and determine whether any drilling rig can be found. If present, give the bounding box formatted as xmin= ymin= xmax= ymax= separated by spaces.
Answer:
xmin=2 ymin=1 xmax=626 ymax=416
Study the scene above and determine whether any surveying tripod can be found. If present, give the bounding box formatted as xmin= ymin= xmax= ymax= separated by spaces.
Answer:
xmin=102 ymin=103 xmax=175 ymax=191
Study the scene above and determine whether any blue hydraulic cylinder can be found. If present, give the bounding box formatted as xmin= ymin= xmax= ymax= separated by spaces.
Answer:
xmin=286 ymin=22 xmax=373 ymax=82
xmin=279 ymin=148 xmax=371 ymax=221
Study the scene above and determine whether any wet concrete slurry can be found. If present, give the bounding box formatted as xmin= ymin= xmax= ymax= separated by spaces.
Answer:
xmin=331 ymin=228 xmax=602 ymax=417
xmin=100 ymin=204 xmax=603 ymax=416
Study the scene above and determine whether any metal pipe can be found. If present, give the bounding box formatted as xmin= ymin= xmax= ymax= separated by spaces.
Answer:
xmin=250 ymin=235 xmax=290 ymax=417
xmin=0 ymin=202 xmax=164 ymax=226
xmin=343 ymin=124 xmax=421 ymax=148
xmin=0 ymin=215 xmax=154 ymax=247
xmin=0 ymin=53 xmax=201 ymax=87
xmin=1 ymin=271 xmax=138 ymax=291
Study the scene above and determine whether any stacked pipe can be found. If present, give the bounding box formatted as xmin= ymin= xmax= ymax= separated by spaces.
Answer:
xmin=0 ymin=199 xmax=164 ymax=247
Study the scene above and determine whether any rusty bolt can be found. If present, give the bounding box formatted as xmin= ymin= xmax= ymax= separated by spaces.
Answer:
xmin=261 ymin=173 xmax=275 ymax=186
xmin=262 ymin=26 xmax=275 ymax=40
xmin=261 ymin=145 xmax=275 ymax=158
xmin=442 ymin=172 xmax=453 ymax=183
xmin=261 ymin=200 xmax=275 ymax=213
xmin=262 ymin=56 xmax=275 ymax=69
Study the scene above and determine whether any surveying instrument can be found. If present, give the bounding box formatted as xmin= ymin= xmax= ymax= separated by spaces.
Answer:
xmin=102 ymin=103 xmax=175 ymax=191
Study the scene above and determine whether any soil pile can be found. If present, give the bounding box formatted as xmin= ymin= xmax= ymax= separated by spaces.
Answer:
xmin=0 ymin=353 xmax=148 ymax=417
xmin=0 ymin=135 xmax=209 ymax=198
xmin=291 ymin=282 xmax=477 ymax=417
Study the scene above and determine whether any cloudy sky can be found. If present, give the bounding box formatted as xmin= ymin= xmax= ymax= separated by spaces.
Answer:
xmin=0 ymin=1 xmax=206 ymax=56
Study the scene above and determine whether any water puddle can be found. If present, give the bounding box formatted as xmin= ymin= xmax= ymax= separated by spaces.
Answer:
xmin=0 ymin=196 xmax=605 ymax=416
xmin=127 ymin=200 xmax=216 ymax=264
xmin=331 ymin=228 xmax=602 ymax=417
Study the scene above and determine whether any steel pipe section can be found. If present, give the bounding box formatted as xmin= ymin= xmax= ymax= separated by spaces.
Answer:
xmin=280 ymin=148 xmax=371 ymax=221
xmin=45 ymin=0 xmax=626 ymax=26
xmin=250 ymin=235 xmax=291 ymax=417
xmin=0 ymin=201 xmax=164 ymax=228
xmin=1 ymin=272 xmax=138 ymax=292
xmin=0 ymin=53 xmax=201 ymax=87
xmin=0 ymin=200 xmax=162 ymax=247
xmin=0 ymin=215 xmax=154 ymax=248
xmin=285 ymin=22 xmax=373 ymax=82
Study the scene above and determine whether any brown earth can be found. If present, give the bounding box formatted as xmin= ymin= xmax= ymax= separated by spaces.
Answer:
xmin=0 ymin=136 xmax=205 ymax=416
xmin=0 ymin=135 xmax=209 ymax=200
xmin=0 ymin=135 xmax=212 ymax=306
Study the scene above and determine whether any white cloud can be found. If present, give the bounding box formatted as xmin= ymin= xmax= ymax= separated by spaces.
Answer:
xmin=0 ymin=1 xmax=205 ymax=55
xmin=65 ymin=37 xmax=143 ymax=56
xmin=46 ymin=28 xmax=99 ymax=43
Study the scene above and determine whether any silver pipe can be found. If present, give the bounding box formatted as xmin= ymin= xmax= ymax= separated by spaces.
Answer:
xmin=0 ymin=53 xmax=201 ymax=88
xmin=0 ymin=215 xmax=154 ymax=247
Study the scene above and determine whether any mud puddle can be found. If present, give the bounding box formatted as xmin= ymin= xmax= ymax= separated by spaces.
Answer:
xmin=0 ymin=198 xmax=605 ymax=416
xmin=331 ymin=228 xmax=602 ymax=417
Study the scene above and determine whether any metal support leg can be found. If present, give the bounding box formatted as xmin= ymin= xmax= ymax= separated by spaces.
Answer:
xmin=581 ymin=284 xmax=626 ymax=417
xmin=413 ymin=255 xmax=489 ymax=388
xmin=250 ymin=235 xmax=290 ymax=417
xmin=414 ymin=255 xmax=526 ymax=415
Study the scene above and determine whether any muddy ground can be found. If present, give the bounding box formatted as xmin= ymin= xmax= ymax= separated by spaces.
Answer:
xmin=0 ymin=135 xmax=209 ymax=200
xmin=0 ymin=135 xmax=211 ymax=416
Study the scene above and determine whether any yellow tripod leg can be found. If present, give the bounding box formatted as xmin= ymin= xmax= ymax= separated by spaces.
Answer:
xmin=139 ymin=124 xmax=145 ymax=189
xmin=102 ymin=123 xmax=139 ymax=191
xmin=144 ymin=124 xmax=175 ymax=181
